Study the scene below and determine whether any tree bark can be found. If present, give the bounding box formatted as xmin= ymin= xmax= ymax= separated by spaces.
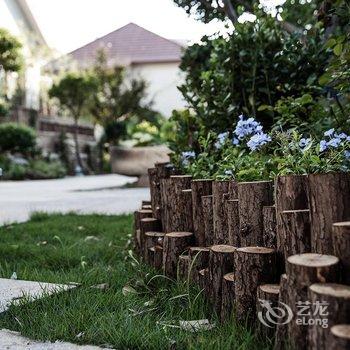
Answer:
xmin=178 ymin=255 xmax=190 ymax=281
xmin=256 ymin=284 xmax=280 ymax=338
xmin=308 ymin=283 xmax=350 ymax=350
xmin=148 ymin=168 xmax=161 ymax=219
xmin=140 ymin=218 xmax=162 ymax=260
xmin=262 ymin=206 xmax=277 ymax=249
xmin=163 ymin=232 xmax=194 ymax=277
xmin=134 ymin=209 xmax=153 ymax=255
xmin=226 ymin=199 xmax=240 ymax=247
xmin=234 ymin=247 xmax=276 ymax=323
xmin=181 ymin=189 xmax=194 ymax=232
xmin=198 ymin=268 xmax=209 ymax=294
xmin=213 ymin=180 xmax=238 ymax=244
xmin=73 ymin=115 xmax=83 ymax=171
xmin=208 ymin=245 xmax=236 ymax=315
xmin=220 ymin=272 xmax=235 ymax=323
xmin=142 ymin=200 xmax=151 ymax=206
xmin=144 ymin=232 xmax=165 ymax=265
xmin=188 ymin=247 xmax=210 ymax=284
xmin=330 ymin=325 xmax=350 ymax=350
xmin=280 ymin=209 xmax=311 ymax=261
xmin=191 ymin=179 xmax=213 ymax=245
xmin=275 ymin=175 xmax=309 ymax=273
xmin=148 ymin=245 xmax=163 ymax=270
xmin=286 ymin=253 xmax=340 ymax=350
xmin=308 ymin=172 xmax=350 ymax=254
xmin=332 ymin=222 xmax=350 ymax=284
xmin=202 ymin=195 xmax=214 ymax=246
xmin=238 ymin=181 xmax=274 ymax=246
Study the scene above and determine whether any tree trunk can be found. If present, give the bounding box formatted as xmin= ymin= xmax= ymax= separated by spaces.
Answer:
xmin=163 ymin=232 xmax=194 ymax=277
xmin=213 ymin=180 xmax=238 ymax=244
xmin=191 ymin=179 xmax=213 ymax=245
xmin=73 ymin=116 xmax=83 ymax=171
xmin=275 ymin=175 xmax=309 ymax=273
xmin=262 ymin=206 xmax=277 ymax=249
xmin=208 ymin=245 xmax=236 ymax=315
xmin=330 ymin=325 xmax=350 ymax=350
xmin=274 ymin=274 xmax=290 ymax=350
xmin=220 ymin=272 xmax=235 ymax=323
xmin=226 ymin=199 xmax=240 ymax=247
xmin=238 ymin=181 xmax=274 ymax=246
xmin=178 ymin=255 xmax=190 ymax=281
xmin=202 ymin=195 xmax=214 ymax=246
xmin=308 ymin=283 xmax=350 ymax=350
xmin=144 ymin=232 xmax=165 ymax=265
xmin=140 ymin=218 xmax=162 ymax=260
xmin=134 ymin=209 xmax=153 ymax=255
xmin=148 ymin=168 xmax=161 ymax=220
xmin=280 ymin=209 xmax=311 ymax=260
xmin=234 ymin=247 xmax=276 ymax=323
xmin=148 ymin=245 xmax=163 ymax=270
xmin=308 ymin=172 xmax=350 ymax=254
xmin=332 ymin=222 xmax=350 ymax=284
xmin=256 ymin=284 xmax=280 ymax=338
xmin=188 ymin=247 xmax=210 ymax=284
xmin=286 ymin=253 xmax=340 ymax=350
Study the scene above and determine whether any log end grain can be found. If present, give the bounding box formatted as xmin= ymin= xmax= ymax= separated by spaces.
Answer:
xmin=331 ymin=324 xmax=350 ymax=339
xmin=287 ymin=253 xmax=339 ymax=268
xmin=237 ymin=246 xmax=275 ymax=254
xmin=211 ymin=245 xmax=236 ymax=254
xmin=309 ymin=283 xmax=350 ymax=299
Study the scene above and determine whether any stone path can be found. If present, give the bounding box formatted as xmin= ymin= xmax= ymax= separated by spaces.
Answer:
xmin=0 ymin=174 xmax=149 ymax=225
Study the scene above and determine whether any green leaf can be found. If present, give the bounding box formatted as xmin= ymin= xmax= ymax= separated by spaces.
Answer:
xmin=333 ymin=43 xmax=343 ymax=56
xmin=257 ymin=104 xmax=273 ymax=111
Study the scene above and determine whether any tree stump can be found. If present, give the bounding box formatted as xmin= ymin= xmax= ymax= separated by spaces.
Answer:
xmin=220 ymin=272 xmax=235 ymax=323
xmin=330 ymin=325 xmax=350 ymax=350
xmin=212 ymin=180 xmax=238 ymax=244
xmin=163 ymin=232 xmax=194 ymax=277
xmin=142 ymin=200 xmax=152 ymax=206
xmin=274 ymin=274 xmax=290 ymax=350
xmin=256 ymin=284 xmax=280 ymax=338
xmin=227 ymin=199 xmax=240 ymax=247
xmin=333 ymin=222 xmax=350 ymax=284
xmin=148 ymin=245 xmax=163 ymax=270
xmin=308 ymin=283 xmax=350 ymax=350
xmin=148 ymin=168 xmax=161 ymax=219
xmin=286 ymin=253 xmax=340 ymax=350
xmin=144 ymin=232 xmax=165 ymax=265
xmin=142 ymin=205 xmax=152 ymax=210
xmin=234 ymin=247 xmax=276 ymax=323
xmin=140 ymin=218 xmax=162 ymax=259
xmin=134 ymin=209 xmax=153 ymax=255
xmin=238 ymin=181 xmax=273 ymax=246
xmin=280 ymin=209 xmax=311 ymax=260
xmin=202 ymin=195 xmax=214 ymax=246
xmin=208 ymin=245 xmax=236 ymax=315
xmin=262 ymin=206 xmax=277 ymax=249
xmin=275 ymin=175 xmax=309 ymax=273
xmin=198 ymin=268 xmax=209 ymax=294
xmin=178 ymin=255 xmax=190 ymax=281
xmin=188 ymin=247 xmax=210 ymax=284
xmin=191 ymin=179 xmax=213 ymax=245
xmin=308 ymin=172 xmax=350 ymax=254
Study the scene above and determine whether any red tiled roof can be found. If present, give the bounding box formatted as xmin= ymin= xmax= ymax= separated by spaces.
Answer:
xmin=69 ymin=23 xmax=184 ymax=66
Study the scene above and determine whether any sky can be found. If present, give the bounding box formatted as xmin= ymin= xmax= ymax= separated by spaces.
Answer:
xmin=24 ymin=0 xmax=230 ymax=54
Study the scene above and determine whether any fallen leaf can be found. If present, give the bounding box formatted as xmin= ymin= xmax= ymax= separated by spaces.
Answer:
xmin=179 ymin=319 xmax=215 ymax=332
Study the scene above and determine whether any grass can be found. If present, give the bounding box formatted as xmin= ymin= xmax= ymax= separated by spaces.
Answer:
xmin=0 ymin=213 xmax=272 ymax=349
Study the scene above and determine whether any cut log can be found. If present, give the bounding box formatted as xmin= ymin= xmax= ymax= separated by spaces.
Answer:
xmin=163 ymin=232 xmax=194 ymax=277
xmin=142 ymin=205 xmax=152 ymax=210
xmin=212 ymin=180 xmax=238 ymax=244
xmin=286 ymin=253 xmax=340 ymax=350
xmin=149 ymin=245 xmax=163 ymax=270
xmin=178 ymin=255 xmax=190 ymax=281
xmin=144 ymin=232 xmax=165 ymax=265
xmin=148 ymin=167 xmax=161 ymax=219
xmin=308 ymin=283 xmax=350 ymax=350
xmin=181 ymin=189 xmax=194 ymax=232
xmin=188 ymin=247 xmax=210 ymax=284
xmin=238 ymin=181 xmax=273 ymax=246
xmin=256 ymin=284 xmax=280 ymax=338
xmin=308 ymin=172 xmax=350 ymax=254
xmin=280 ymin=209 xmax=311 ymax=260
xmin=191 ymin=179 xmax=213 ymax=245
xmin=333 ymin=222 xmax=350 ymax=284
xmin=160 ymin=175 xmax=192 ymax=232
xmin=198 ymin=268 xmax=209 ymax=294
xmin=209 ymin=245 xmax=236 ymax=315
xmin=220 ymin=272 xmax=235 ymax=323
xmin=226 ymin=199 xmax=240 ymax=247
xmin=202 ymin=195 xmax=214 ymax=246
xmin=140 ymin=218 xmax=162 ymax=259
xmin=142 ymin=200 xmax=152 ymax=206
xmin=274 ymin=274 xmax=290 ymax=350
xmin=134 ymin=209 xmax=153 ymax=255
xmin=262 ymin=206 xmax=277 ymax=249
xmin=330 ymin=325 xmax=350 ymax=350
xmin=234 ymin=247 xmax=276 ymax=323
xmin=275 ymin=175 xmax=309 ymax=273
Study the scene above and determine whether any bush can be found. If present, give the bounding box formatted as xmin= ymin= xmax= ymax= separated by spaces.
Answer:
xmin=26 ymin=159 xmax=67 ymax=180
xmin=0 ymin=123 xmax=36 ymax=154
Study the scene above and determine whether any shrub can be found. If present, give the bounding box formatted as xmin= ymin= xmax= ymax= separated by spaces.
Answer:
xmin=26 ymin=159 xmax=67 ymax=180
xmin=0 ymin=123 xmax=36 ymax=153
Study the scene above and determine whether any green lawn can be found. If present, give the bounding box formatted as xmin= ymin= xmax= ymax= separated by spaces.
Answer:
xmin=0 ymin=213 xmax=271 ymax=349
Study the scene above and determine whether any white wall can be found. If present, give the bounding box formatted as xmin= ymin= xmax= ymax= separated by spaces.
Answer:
xmin=128 ymin=62 xmax=186 ymax=117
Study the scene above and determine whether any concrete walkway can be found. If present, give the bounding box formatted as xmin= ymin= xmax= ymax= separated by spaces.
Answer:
xmin=0 ymin=174 xmax=149 ymax=225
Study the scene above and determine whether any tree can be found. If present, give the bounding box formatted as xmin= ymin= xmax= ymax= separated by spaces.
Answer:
xmin=49 ymin=73 xmax=96 ymax=172
xmin=0 ymin=28 xmax=23 ymax=73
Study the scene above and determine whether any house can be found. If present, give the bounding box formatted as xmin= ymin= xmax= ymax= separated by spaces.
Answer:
xmin=67 ymin=23 xmax=186 ymax=117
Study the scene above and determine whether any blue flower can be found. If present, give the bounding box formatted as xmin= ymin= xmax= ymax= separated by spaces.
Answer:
xmin=299 ymin=138 xmax=311 ymax=149
xmin=215 ymin=132 xmax=229 ymax=149
xmin=247 ymin=133 xmax=271 ymax=151
xmin=234 ymin=115 xmax=263 ymax=140
xmin=336 ymin=132 xmax=347 ymax=139
xmin=345 ymin=150 xmax=350 ymax=160
xmin=327 ymin=137 xmax=342 ymax=148
xmin=324 ymin=128 xmax=335 ymax=137
xmin=319 ymin=140 xmax=327 ymax=152
xmin=224 ymin=169 xmax=233 ymax=176
xmin=232 ymin=137 xmax=239 ymax=146
xmin=181 ymin=151 xmax=195 ymax=166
